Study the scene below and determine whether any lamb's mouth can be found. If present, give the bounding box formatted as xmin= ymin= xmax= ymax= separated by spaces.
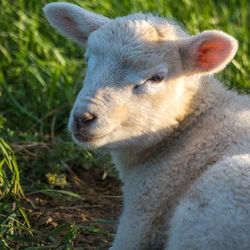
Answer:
xmin=73 ymin=132 xmax=111 ymax=142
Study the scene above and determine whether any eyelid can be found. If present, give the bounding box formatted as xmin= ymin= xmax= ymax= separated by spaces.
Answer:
xmin=149 ymin=72 xmax=165 ymax=78
xmin=143 ymin=71 xmax=164 ymax=79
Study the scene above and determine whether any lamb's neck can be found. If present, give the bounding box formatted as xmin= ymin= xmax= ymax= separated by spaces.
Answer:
xmin=111 ymin=146 xmax=152 ymax=181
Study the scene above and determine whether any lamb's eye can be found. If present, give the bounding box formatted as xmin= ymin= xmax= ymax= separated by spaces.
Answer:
xmin=147 ymin=74 xmax=164 ymax=83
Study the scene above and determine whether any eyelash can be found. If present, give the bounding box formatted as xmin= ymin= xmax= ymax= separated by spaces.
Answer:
xmin=147 ymin=74 xmax=165 ymax=83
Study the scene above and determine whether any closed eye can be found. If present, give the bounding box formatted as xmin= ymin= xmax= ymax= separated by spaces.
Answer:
xmin=133 ymin=72 xmax=166 ymax=91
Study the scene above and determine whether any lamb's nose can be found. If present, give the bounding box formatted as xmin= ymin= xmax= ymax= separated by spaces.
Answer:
xmin=73 ymin=112 xmax=96 ymax=131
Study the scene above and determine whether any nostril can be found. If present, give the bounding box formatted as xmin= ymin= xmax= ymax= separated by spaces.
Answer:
xmin=73 ymin=112 xmax=97 ymax=130
xmin=82 ymin=112 xmax=96 ymax=123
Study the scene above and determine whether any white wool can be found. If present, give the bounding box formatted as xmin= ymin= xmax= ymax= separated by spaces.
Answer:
xmin=44 ymin=3 xmax=250 ymax=249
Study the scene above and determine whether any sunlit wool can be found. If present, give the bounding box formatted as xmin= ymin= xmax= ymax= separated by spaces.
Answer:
xmin=44 ymin=3 xmax=250 ymax=249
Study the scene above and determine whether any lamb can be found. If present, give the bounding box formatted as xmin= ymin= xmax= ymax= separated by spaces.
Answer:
xmin=43 ymin=2 xmax=250 ymax=249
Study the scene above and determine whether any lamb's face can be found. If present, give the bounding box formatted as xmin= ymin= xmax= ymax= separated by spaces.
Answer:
xmin=44 ymin=2 xmax=238 ymax=150
xmin=68 ymin=20 xmax=185 ymax=150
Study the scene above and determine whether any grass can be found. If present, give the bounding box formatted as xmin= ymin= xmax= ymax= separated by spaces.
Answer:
xmin=0 ymin=0 xmax=249 ymax=248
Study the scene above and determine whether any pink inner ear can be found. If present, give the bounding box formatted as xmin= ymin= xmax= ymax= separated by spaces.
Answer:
xmin=196 ymin=38 xmax=231 ymax=71
xmin=60 ymin=14 xmax=87 ymax=42
xmin=62 ymin=15 xmax=75 ymax=25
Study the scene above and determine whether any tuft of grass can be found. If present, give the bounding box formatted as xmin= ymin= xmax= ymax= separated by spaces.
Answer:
xmin=0 ymin=138 xmax=24 ymax=198
xmin=0 ymin=138 xmax=32 ymax=249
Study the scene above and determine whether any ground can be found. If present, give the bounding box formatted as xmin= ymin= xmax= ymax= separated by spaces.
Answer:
xmin=21 ymin=167 xmax=122 ymax=249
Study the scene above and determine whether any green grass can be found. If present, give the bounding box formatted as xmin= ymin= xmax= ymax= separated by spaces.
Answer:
xmin=0 ymin=0 xmax=249 ymax=248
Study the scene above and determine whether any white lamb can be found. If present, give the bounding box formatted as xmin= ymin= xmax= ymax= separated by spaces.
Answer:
xmin=44 ymin=2 xmax=250 ymax=249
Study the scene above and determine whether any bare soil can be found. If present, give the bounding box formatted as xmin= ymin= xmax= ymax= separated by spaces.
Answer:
xmin=22 ymin=167 xmax=122 ymax=249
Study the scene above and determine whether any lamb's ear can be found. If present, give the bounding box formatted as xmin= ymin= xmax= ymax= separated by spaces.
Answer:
xmin=43 ymin=2 xmax=110 ymax=46
xmin=179 ymin=31 xmax=238 ymax=75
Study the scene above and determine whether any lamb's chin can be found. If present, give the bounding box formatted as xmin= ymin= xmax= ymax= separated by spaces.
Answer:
xmin=72 ymin=133 xmax=109 ymax=149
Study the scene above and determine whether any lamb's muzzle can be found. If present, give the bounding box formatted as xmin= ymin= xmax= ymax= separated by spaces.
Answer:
xmin=72 ymin=112 xmax=97 ymax=141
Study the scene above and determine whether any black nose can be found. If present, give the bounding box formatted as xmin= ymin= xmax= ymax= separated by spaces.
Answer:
xmin=73 ymin=112 xmax=96 ymax=131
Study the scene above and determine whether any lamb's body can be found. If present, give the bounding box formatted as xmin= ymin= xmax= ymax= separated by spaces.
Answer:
xmin=44 ymin=3 xmax=250 ymax=249
xmin=112 ymin=80 xmax=250 ymax=249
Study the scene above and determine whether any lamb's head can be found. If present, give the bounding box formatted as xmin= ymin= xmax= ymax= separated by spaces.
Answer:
xmin=44 ymin=2 xmax=238 ymax=151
